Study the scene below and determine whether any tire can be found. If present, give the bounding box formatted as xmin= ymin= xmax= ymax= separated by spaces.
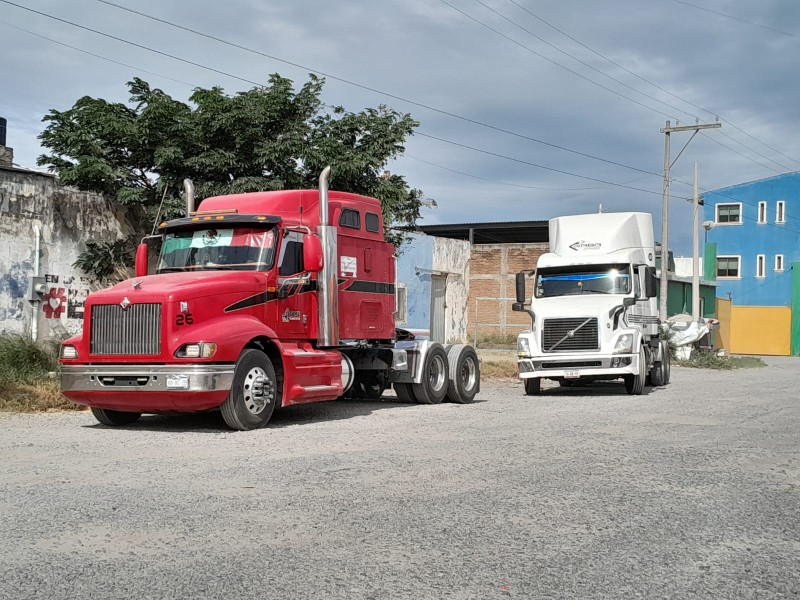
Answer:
xmin=393 ymin=382 xmax=416 ymax=402
xmin=359 ymin=380 xmax=386 ymax=400
xmin=524 ymin=377 xmax=541 ymax=395
xmin=445 ymin=344 xmax=480 ymax=403
xmin=90 ymin=407 xmax=141 ymax=426
xmin=649 ymin=340 xmax=671 ymax=387
xmin=220 ymin=349 xmax=278 ymax=431
xmin=412 ymin=343 xmax=450 ymax=404
xmin=662 ymin=340 xmax=671 ymax=385
xmin=624 ymin=345 xmax=647 ymax=395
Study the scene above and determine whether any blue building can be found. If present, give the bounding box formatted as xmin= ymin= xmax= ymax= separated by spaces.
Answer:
xmin=703 ymin=172 xmax=800 ymax=355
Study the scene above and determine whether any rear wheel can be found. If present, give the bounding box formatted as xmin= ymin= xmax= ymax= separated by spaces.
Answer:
xmin=662 ymin=341 xmax=671 ymax=384
xmin=412 ymin=343 xmax=449 ymax=404
xmin=90 ymin=407 xmax=141 ymax=426
xmin=393 ymin=382 xmax=416 ymax=402
xmin=624 ymin=345 xmax=647 ymax=395
xmin=524 ymin=378 xmax=541 ymax=395
xmin=445 ymin=344 xmax=480 ymax=403
xmin=221 ymin=349 xmax=278 ymax=431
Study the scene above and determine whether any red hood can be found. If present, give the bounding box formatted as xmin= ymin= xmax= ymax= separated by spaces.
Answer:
xmin=89 ymin=271 xmax=268 ymax=304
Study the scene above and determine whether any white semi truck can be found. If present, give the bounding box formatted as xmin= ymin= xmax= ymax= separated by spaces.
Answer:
xmin=512 ymin=212 xmax=670 ymax=395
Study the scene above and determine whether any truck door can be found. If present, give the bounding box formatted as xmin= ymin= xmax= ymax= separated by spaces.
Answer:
xmin=275 ymin=231 xmax=311 ymax=339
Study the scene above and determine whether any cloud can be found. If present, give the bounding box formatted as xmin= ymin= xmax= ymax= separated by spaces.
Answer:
xmin=1 ymin=0 xmax=798 ymax=256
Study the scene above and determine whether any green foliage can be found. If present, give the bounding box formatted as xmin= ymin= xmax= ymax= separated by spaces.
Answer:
xmin=675 ymin=350 xmax=767 ymax=370
xmin=71 ymin=237 xmax=135 ymax=280
xmin=39 ymin=74 xmax=433 ymax=277
xmin=0 ymin=334 xmax=58 ymax=385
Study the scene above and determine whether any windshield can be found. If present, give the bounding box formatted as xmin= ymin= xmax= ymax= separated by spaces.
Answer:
xmin=158 ymin=227 xmax=276 ymax=273
xmin=535 ymin=264 xmax=632 ymax=298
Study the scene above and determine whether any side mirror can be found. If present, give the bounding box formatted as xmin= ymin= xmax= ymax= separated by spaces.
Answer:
xmin=135 ymin=243 xmax=148 ymax=277
xmin=623 ymin=297 xmax=636 ymax=307
xmin=303 ymin=233 xmax=323 ymax=273
xmin=645 ymin=266 xmax=658 ymax=298
xmin=515 ymin=272 xmax=527 ymax=303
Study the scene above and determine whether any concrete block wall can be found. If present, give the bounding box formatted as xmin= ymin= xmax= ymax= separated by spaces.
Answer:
xmin=0 ymin=166 xmax=129 ymax=341
xmin=469 ymin=242 xmax=548 ymax=340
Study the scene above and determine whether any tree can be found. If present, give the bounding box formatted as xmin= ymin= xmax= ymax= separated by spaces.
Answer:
xmin=38 ymin=74 xmax=433 ymax=277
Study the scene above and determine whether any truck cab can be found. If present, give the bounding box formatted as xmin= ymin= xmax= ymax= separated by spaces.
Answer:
xmin=60 ymin=170 xmax=481 ymax=430
xmin=513 ymin=212 xmax=670 ymax=395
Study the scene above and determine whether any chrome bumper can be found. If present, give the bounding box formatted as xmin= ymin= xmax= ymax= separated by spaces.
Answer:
xmin=517 ymin=353 xmax=638 ymax=379
xmin=61 ymin=364 xmax=235 ymax=392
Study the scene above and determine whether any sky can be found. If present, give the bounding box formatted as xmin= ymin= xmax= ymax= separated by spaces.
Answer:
xmin=2 ymin=0 xmax=799 ymax=255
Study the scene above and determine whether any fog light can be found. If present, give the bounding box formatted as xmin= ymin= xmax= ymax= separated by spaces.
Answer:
xmin=611 ymin=357 xmax=621 ymax=368
xmin=61 ymin=345 xmax=78 ymax=359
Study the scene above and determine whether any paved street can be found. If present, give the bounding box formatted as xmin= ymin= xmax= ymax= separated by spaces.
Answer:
xmin=1 ymin=359 xmax=798 ymax=599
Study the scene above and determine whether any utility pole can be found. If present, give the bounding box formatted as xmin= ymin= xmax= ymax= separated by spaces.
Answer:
xmin=692 ymin=162 xmax=700 ymax=323
xmin=659 ymin=120 xmax=721 ymax=323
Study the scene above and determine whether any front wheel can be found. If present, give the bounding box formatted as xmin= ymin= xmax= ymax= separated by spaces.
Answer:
xmin=91 ymin=407 xmax=141 ymax=426
xmin=624 ymin=345 xmax=647 ymax=395
xmin=220 ymin=349 xmax=278 ymax=431
xmin=524 ymin=378 xmax=541 ymax=395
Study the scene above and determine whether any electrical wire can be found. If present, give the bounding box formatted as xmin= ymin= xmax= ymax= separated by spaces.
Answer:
xmin=504 ymin=0 xmax=800 ymax=168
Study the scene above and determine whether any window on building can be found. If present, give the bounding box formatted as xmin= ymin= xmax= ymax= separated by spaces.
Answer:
xmin=716 ymin=203 xmax=742 ymax=224
xmin=777 ymin=200 xmax=786 ymax=223
xmin=394 ymin=284 xmax=407 ymax=325
xmin=716 ymin=256 xmax=741 ymax=278
xmin=775 ymin=254 xmax=785 ymax=272
xmin=756 ymin=254 xmax=765 ymax=278
xmin=757 ymin=201 xmax=767 ymax=223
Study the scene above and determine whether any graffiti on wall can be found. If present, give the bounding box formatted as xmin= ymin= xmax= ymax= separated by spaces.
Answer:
xmin=41 ymin=273 xmax=104 ymax=321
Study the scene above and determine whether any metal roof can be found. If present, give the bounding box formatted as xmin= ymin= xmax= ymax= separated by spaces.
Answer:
xmin=416 ymin=220 xmax=549 ymax=244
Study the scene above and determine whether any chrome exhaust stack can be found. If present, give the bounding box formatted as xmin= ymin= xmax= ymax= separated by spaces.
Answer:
xmin=317 ymin=166 xmax=339 ymax=347
xmin=183 ymin=178 xmax=195 ymax=216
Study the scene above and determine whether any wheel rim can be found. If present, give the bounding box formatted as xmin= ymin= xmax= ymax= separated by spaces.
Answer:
xmin=428 ymin=355 xmax=447 ymax=392
xmin=460 ymin=357 xmax=477 ymax=391
xmin=243 ymin=366 xmax=274 ymax=415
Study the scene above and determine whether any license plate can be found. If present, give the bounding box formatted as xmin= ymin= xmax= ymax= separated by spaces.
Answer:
xmin=564 ymin=370 xmax=580 ymax=379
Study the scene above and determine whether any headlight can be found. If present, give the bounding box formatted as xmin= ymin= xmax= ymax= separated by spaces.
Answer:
xmin=175 ymin=342 xmax=217 ymax=358
xmin=517 ymin=336 xmax=531 ymax=356
xmin=613 ymin=334 xmax=634 ymax=354
xmin=61 ymin=345 xmax=78 ymax=359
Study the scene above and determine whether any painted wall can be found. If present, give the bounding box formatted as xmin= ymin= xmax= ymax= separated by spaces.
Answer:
xmin=0 ymin=166 xmax=129 ymax=340
xmin=433 ymin=236 xmax=470 ymax=343
xmin=704 ymin=172 xmax=800 ymax=306
xmin=395 ymin=233 xmax=471 ymax=343
xmin=727 ymin=306 xmax=791 ymax=356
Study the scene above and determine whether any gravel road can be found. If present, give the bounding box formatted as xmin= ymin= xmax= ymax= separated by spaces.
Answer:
xmin=1 ymin=358 xmax=798 ymax=599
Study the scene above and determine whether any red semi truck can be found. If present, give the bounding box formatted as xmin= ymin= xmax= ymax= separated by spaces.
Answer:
xmin=59 ymin=168 xmax=481 ymax=430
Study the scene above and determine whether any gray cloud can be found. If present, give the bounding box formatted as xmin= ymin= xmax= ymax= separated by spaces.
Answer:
xmin=1 ymin=0 xmax=798 ymax=255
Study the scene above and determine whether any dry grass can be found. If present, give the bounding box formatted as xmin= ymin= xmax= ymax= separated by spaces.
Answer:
xmin=0 ymin=380 xmax=86 ymax=413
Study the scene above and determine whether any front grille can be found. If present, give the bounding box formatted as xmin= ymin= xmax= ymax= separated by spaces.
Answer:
xmin=90 ymin=303 xmax=162 ymax=355
xmin=542 ymin=317 xmax=599 ymax=352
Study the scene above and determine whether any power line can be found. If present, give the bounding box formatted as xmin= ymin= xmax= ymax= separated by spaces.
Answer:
xmin=0 ymin=0 xmax=671 ymax=181
xmin=93 ymin=0 xmax=797 ymax=177
xmin=7 ymin=0 xmax=795 ymax=221
xmin=669 ymin=0 xmax=798 ymax=38
xmin=460 ymin=0 xmax=793 ymax=173
xmin=3 ymin=7 xmax=672 ymax=200
xmin=416 ymin=132 xmax=664 ymax=196
xmin=0 ymin=19 xmax=196 ymax=88
xmin=505 ymin=0 xmax=800 ymax=169
xmin=405 ymin=154 xmax=608 ymax=191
